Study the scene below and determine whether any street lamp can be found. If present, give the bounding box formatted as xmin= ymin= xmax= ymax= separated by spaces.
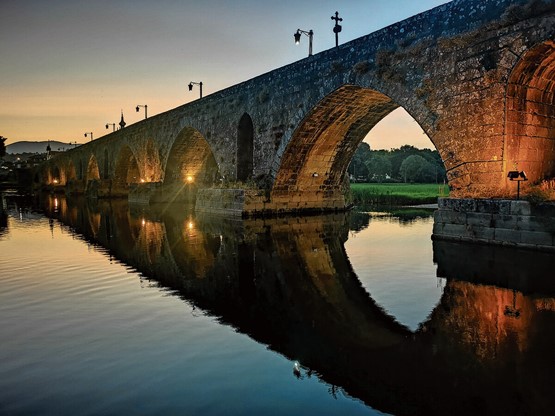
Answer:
xmin=105 ymin=123 xmax=116 ymax=132
xmin=507 ymin=170 xmax=527 ymax=200
xmin=294 ymin=29 xmax=314 ymax=56
xmin=331 ymin=11 xmax=343 ymax=47
xmin=188 ymin=81 xmax=203 ymax=98
xmin=136 ymin=104 xmax=148 ymax=119
xmin=84 ymin=132 xmax=93 ymax=141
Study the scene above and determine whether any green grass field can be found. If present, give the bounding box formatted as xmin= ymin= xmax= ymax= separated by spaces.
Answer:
xmin=350 ymin=183 xmax=449 ymax=206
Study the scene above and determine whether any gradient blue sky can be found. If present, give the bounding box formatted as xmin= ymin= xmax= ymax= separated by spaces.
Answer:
xmin=0 ymin=0 xmax=448 ymax=148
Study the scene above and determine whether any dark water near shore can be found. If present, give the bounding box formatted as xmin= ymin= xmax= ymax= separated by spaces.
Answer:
xmin=1 ymin=192 xmax=555 ymax=415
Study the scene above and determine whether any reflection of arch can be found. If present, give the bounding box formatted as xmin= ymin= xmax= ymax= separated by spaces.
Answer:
xmin=237 ymin=113 xmax=254 ymax=182
xmin=86 ymin=155 xmax=100 ymax=182
xmin=505 ymin=40 xmax=555 ymax=188
xmin=272 ymin=85 xmax=434 ymax=201
xmin=114 ymin=145 xmax=140 ymax=186
xmin=164 ymin=127 xmax=218 ymax=185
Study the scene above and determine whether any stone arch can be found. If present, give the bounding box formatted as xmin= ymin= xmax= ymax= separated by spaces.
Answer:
xmin=86 ymin=155 xmax=100 ymax=182
xmin=52 ymin=165 xmax=61 ymax=184
xmin=237 ymin=113 xmax=254 ymax=182
xmin=271 ymin=85 xmax=437 ymax=209
xmin=66 ymin=160 xmax=77 ymax=183
xmin=143 ymin=138 xmax=162 ymax=182
xmin=505 ymin=40 xmax=555 ymax=192
xmin=114 ymin=145 xmax=141 ymax=187
xmin=164 ymin=126 xmax=219 ymax=186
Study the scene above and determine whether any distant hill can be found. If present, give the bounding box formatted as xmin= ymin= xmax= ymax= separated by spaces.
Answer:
xmin=6 ymin=141 xmax=73 ymax=154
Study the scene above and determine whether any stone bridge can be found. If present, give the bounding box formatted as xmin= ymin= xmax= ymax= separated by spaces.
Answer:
xmin=38 ymin=0 xmax=555 ymax=215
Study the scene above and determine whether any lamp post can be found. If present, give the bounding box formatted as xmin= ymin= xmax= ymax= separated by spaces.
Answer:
xmin=188 ymin=81 xmax=203 ymax=98
xmin=84 ymin=132 xmax=93 ymax=141
xmin=507 ymin=170 xmax=528 ymax=199
xmin=136 ymin=104 xmax=148 ymax=119
xmin=294 ymin=29 xmax=314 ymax=56
xmin=105 ymin=123 xmax=116 ymax=132
xmin=331 ymin=11 xmax=342 ymax=47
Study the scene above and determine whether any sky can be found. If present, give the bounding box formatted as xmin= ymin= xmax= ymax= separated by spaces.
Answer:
xmin=0 ymin=0 xmax=449 ymax=150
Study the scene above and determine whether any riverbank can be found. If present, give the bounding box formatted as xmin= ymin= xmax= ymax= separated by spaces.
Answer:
xmin=350 ymin=183 xmax=449 ymax=206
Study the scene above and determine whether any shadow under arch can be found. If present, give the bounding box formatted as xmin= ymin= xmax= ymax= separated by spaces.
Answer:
xmin=160 ymin=126 xmax=219 ymax=203
xmin=143 ymin=138 xmax=162 ymax=182
xmin=237 ymin=113 xmax=254 ymax=182
xmin=505 ymin=40 xmax=555 ymax=192
xmin=271 ymin=85 xmax=439 ymax=210
xmin=113 ymin=145 xmax=140 ymax=196
xmin=86 ymin=154 xmax=100 ymax=182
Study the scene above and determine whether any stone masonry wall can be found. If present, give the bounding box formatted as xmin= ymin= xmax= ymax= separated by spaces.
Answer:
xmin=433 ymin=197 xmax=555 ymax=251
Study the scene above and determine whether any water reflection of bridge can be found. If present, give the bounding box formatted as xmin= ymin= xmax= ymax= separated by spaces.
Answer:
xmin=42 ymin=195 xmax=555 ymax=416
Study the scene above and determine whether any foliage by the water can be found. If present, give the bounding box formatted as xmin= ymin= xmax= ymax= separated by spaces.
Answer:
xmin=350 ymin=183 xmax=449 ymax=205
xmin=347 ymin=143 xmax=446 ymax=183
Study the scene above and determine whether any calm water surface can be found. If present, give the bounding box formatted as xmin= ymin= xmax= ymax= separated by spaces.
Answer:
xmin=1 ymin=192 xmax=554 ymax=415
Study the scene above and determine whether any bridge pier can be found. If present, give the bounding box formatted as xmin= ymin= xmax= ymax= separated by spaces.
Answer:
xmin=194 ymin=188 xmax=347 ymax=217
xmin=432 ymin=198 xmax=555 ymax=252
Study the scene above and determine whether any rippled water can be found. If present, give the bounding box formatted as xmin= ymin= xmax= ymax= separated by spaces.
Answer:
xmin=1 ymin=193 xmax=554 ymax=415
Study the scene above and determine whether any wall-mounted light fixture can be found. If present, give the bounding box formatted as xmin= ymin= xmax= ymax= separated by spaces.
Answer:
xmin=84 ymin=132 xmax=93 ymax=141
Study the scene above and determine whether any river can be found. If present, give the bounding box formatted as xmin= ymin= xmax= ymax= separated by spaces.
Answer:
xmin=1 ymin=191 xmax=554 ymax=415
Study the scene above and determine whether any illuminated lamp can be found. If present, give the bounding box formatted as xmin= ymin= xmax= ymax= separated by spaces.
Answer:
xmin=507 ymin=170 xmax=527 ymax=200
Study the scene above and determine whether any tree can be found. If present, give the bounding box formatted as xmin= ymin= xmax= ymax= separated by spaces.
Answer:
xmin=365 ymin=154 xmax=392 ymax=182
xmin=0 ymin=136 xmax=6 ymax=158
xmin=399 ymin=154 xmax=437 ymax=183
xmin=348 ymin=142 xmax=372 ymax=180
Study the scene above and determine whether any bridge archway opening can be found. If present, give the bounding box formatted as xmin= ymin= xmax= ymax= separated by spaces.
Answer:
xmin=66 ymin=161 xmax=77 ymax=183
xmin=164 ymin=126 xmax=219 ymax=186
xmin=86 ymin=155 xmax=100 ymax=182
xmin=237 ymin=113 xmax=254 ymax=182
xmin=143 ymin=138 xmax=161 ymax=182
xmin=114 ymin=145 xmax=141 ymax=187
xmin=505 ymin=40 xmax=555 ymax=193
xmin=52 ymin=165 xmax=61 ymax=185
xmin=272 ymin=85 xmax=439 ymax=208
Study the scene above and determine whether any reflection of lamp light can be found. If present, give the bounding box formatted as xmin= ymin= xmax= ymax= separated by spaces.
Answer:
xmin=507 ymin=170 xmax=527 ymax=200
xmin=312 ymin=172 xmax=319 ymax=177
xmin=140 ymin=178 xmax=145 ymax=183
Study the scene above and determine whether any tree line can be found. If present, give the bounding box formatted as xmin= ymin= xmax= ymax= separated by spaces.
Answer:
xmin=348 ymin=143 xmax=447 ymax=183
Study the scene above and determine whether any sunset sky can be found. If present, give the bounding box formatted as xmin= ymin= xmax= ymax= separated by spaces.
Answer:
xmin=1 ymin=0 xmax=448 ymax=150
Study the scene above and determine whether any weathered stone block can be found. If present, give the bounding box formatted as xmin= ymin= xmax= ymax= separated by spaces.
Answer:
xmin=520 ymin=230 xmax=554 ymax=246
